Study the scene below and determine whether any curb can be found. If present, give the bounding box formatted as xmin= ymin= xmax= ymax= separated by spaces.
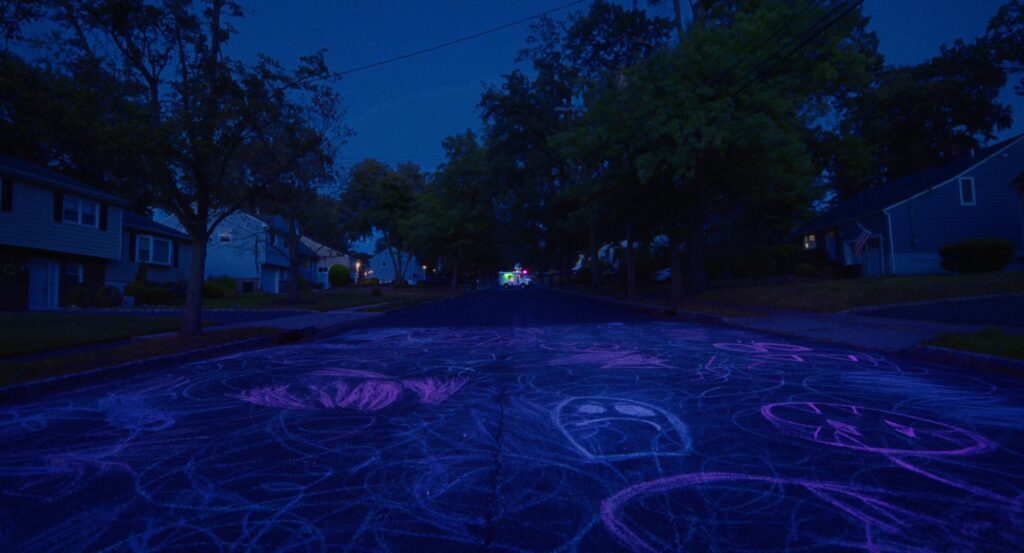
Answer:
xmin=0 ymin=334 xmax=276 ymax=401
xmin=840 ymin=293 xmax=1024 ymax=315
xmin=902 ymin=345 xmax=1024 ymax=373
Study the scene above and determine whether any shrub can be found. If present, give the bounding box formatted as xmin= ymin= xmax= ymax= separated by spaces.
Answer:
xmin=939 ymin=238 xmax=1014 ymax=274
xmin=202 ymin=283 xmax=225 ymax=298
xmin=63 ymin=285 xmax=93 ymax=307
xmin=328 ymin=264 xmax=351 ymax=287
xmin=366 ymin=277 xmax=380 ymax=286
xmin=135 ymin=286 xmax=176 ymax=306
xmin=206 ymin=275 xmax=237 ymax=296
xmin=94 ymin=285 xmax=123 ymax=307
xmin=124 ymin=280 xmax=144 ymax=299
xmin=795 ymin=263 xmax=817 ymax=278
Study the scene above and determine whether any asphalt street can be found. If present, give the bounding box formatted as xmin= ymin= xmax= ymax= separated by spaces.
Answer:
xmin=2 ymin=288 xmax=1023 ymax=551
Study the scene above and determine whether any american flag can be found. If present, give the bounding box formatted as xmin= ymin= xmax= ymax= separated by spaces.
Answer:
xmin=853 ymin=224 xmax=872 ymax=257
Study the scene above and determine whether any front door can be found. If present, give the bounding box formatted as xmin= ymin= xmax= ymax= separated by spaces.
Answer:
xmin=28 ymin=259 xmax=59 ymax=310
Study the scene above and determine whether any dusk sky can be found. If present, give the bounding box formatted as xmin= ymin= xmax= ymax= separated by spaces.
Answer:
xmin=227 ymin=0 xmax=1024 ymax=174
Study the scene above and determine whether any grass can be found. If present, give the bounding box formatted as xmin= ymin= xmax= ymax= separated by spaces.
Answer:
xmin=926 ymin=327 xmax=1024 ymax=361
xmin=203 ymin=286 xmax=459 ymax=311
xmin=0 ymin=312 xmax=185 ymax=358
xmin=0 ymin=327 xmax=277 ymax=387
xmin=694 ymin=272 xmax=1024 ymax=313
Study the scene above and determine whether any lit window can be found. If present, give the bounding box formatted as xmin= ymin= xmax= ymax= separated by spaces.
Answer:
xmin=136 ymin=235 xmax=172 ymax=265
xmin=63 ymin=196 xmax=100 ymax=227
xmin=803 ymin=235 xmax=817 ymax=250
xmin=959 ymin=177 xmax=976 ymax=206
xmin=219 ymin=231 xmax=232 ymax=243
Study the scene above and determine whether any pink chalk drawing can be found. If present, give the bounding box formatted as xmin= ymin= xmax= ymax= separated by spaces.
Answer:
xmin=763 ymin=402 xmax=1022 ymax=505
xmin=402 ymin=378 xmax=467 ymax=405
xmin=553 ymin=397 xmax=691 ymax=461
xmin=760 ymin=402 xmax=993 ymax=456
xmin=235 ymin=373 xmax=466 ymax=412
xmin=601 ymin=472 xmax=963 ymax=553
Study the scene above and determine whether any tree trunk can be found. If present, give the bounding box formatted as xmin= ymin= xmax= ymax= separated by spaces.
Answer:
xmin=181 ymin=236 xmax=207 ymax=336
xmin=672 ymin=0 xmax=686 ymax=40
xmin=626 ymin=223 xmax=636 ymax=301
xmin=589 ymin=224 xmax=600 ymax=291
xmin=669 ymin=226 xmax=685 ymax=311
xmin=685 ymin=220 xmax=707 ymax=295
xmin=450 ymin=257 xmax=459 ymax=290
xmin=288 ymin=217 xmax=301 ymax=302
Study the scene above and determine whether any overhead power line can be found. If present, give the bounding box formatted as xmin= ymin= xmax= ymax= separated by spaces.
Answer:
xmin=338 ymin=0 xmax=588 ymax=76
xmin=728 ymin=0 xmax=865 ymax=97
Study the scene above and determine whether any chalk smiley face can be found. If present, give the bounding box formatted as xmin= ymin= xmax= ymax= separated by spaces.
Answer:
xmin=554 ymin=397 xmax=691 ymax=462
xmin=761 ymin=402 xmax=993 ymax=456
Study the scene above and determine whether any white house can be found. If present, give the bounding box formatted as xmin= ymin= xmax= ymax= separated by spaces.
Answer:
xmin=156 ymin=210 xmax=316 ymax=293
xmin=301 ymin=235 xmax=355 ymax=288
xmin=368 ymin=248 xmax=425 ymax=285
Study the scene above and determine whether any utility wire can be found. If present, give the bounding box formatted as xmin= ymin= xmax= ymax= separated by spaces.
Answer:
xmin=728 ymin=0 xmax=865 ymax=97
xmin=338 ymin=0 xmax=588 ymax=76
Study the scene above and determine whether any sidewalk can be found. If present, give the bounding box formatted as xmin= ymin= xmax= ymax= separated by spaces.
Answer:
xmin=550 ymin=286 xmax=1023 ymax=367
xmin=722 ymin=310 xmax=987 ymax=352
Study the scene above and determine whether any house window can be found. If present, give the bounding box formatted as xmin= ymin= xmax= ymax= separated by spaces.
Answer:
xmin=803 ymin=234 xmax=817 ymax=250
xmin=219 ymin=231 xmax=232 ymax=243
xmin=959 ymin=177 xmax=976 ymax=206
xmin=136 ymin=235 xmax=172 ymax=265
xmin=63 ymin=195 xmax=100 ymax=227
xmin=64 ymin=262 xmax=83 ymax=284
xmin=318 ymin=267 xmax=328 ymax=273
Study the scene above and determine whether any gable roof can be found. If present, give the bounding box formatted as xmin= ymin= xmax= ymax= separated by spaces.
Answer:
xmin=0 ymin=155 xmax=129 ymax=205
xmin=252 ymin=213 xmax=291 ymax=234
xmin=123 ymin=212 xmax=189 ymax=240
xmin=798 ymin=134 xmax=1024 ymax=234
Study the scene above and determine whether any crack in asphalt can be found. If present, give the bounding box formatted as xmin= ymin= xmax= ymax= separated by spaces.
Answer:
xmin=480 ymin=355 xmax=511 ymax=552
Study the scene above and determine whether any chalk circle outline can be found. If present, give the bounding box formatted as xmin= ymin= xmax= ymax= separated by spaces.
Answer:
xmin=760 ymin=402 xmax=994 ymax=457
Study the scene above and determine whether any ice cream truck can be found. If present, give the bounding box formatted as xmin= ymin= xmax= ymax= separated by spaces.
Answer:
xmin=497 ymin=263 xmax=532 ymax=288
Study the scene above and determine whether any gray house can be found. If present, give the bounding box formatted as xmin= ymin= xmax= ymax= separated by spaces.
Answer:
xmin=106 ymin=212 xmax=192 ymax=290
xmin=0 ymin=155 xmax=127 ymax=310
xmin=799 ymin=134 xmax=1024 ymax=277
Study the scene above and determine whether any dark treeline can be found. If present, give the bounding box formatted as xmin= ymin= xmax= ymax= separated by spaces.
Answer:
xmin=2 ymin=0 xmax=1022 ymax=324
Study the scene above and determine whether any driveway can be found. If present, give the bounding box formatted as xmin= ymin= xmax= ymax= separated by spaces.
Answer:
xmin=856 ymin=294 xmax=1024 ymax=328
xmin=1 ymin=289 xmax=1022 ymax=551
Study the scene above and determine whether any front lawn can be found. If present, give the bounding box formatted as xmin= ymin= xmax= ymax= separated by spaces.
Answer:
xmin=694 ymin=272 xmax=1024 ymax=313
xmin=926 ymin=328 xmax=1024 ymax=361
xmin=0 ymin=312 xmax=184 ymax=357
xmin=204 ymin=287 xmax=461 ymax=311
xmin=0 ymin=327 xmax=277 ymax=386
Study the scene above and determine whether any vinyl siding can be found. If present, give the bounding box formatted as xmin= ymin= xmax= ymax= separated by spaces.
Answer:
xmin=888 ymin=139 xmax=1024 ymax=255
xmin=106 ymin=237 xmax=191 ymax=287
xmin=0 ymin=179 xmax=122 ymax=259
xmin=886 ymin=139 xmax=1024 ymax=274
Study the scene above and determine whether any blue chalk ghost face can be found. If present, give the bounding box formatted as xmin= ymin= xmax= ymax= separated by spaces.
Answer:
xmin=554 ymin=397 xmax=691 ymax=462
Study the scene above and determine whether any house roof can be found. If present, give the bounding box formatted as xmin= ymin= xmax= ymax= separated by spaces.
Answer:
xmin=797 ymin=133 xmax=1024 ymax=234
xmin=252 ymin=213 xmax=291 ymax=234
xmin=123 ymin=212 xmax=190 ymax=240
xmin=0 ymin=155 xmax=129 ymax=206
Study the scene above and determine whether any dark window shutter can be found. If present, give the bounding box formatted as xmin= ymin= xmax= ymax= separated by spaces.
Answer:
xmin=99 ymin=204 xmax=108 ymax=230
xmin=53 ymin=191 xmax=64 ymax=222
xmin=1 ymin=177 xmax=11 ymax=212
xmin=172 ymin=240 xmax=179 ymax=267
xmin=128 ymin=233 xmax=136 ymax=262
